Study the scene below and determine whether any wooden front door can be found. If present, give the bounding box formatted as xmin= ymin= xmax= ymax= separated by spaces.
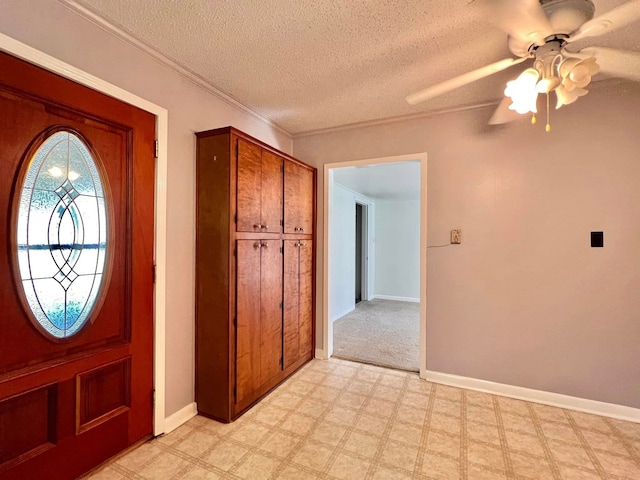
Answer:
xmin=0 ymin=52 xmax=155 ymax=479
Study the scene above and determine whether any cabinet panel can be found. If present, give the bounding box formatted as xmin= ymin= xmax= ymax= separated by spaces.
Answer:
xmin=284 ymin=160 xmax=314 ymax=234
xmin=261 ymin=151 xmax=283 ymax=233
xmin=236 ymin=139 xmax=262 ymax=232
xmin=236 ymin=240 xmax=262 ymax=403
xmin=283 ymin=241 xmax=300 ymax=369
xmin=299 ymin=241 xmax=313 ymax=358
xmin=260 ymin=240 xmax=283 ymax=384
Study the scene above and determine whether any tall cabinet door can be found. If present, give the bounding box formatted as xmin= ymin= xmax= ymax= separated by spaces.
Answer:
xmin=236 ymin=240 xmax=262 ymax=403
xmin=283 ymin=241 xmax=300 ymax=369
xmin=284 ymin=160 xmax=314 ymax=234
xmin=298 ymin=240 xmax=314 ymax=359
xmin=261 ymin=151 xmax=283 ymax=233
xmin=237 ymin=140 xmax=283 ymax=233
xmin=260 ymin=239 xmax=283 ymax=383
xmin=283 ymin=240 xmax=313 ymax=368
xmin=236 ymin=140 xmax=262 ymax=232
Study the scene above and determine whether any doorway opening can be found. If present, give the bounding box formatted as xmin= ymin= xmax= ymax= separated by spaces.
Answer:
xmin=324 ymin=154 xmax=427 ymax=376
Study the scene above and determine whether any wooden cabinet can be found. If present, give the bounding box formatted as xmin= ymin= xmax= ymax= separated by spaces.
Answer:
xmin=195 ymin=127 xmax=315 ymax=422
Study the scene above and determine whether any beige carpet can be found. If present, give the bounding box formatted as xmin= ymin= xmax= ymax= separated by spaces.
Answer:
xmin=333 ymin=298 xmax=419 ymax=372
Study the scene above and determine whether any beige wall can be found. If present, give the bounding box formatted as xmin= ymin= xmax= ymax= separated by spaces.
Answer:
xmin=0 ymin=0 xmax=292 ymax=417
xmin=294 ymin=82 xmax=640 ymax=408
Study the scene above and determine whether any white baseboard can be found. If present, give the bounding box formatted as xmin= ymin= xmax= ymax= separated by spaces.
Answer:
xmin=163 ymin=402 xmax=198 ymax=434
xmin=332 ymin=305 xmax=355 ymax=322
xmin=373 ymin=295 xmax=420 ymax=303
xmin=315 ymin=348 xmax=328 ymax=360
xmin=426 ymin=371 xmax=640 ymax=424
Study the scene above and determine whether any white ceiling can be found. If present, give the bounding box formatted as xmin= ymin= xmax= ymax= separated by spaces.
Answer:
xmin=332 ymin=162 xmax=420 ymax=201
xmin=69 ymin=0 xmax=639 ymax=135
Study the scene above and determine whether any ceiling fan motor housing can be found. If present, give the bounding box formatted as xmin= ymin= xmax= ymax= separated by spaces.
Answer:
xmin=509 ymin=0 xmax=596 ymax=56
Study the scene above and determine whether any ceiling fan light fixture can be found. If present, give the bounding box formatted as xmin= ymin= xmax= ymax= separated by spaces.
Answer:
xmin=555 ymin=85 xmax=588 ymax=109
xmin=505 ymin=68 xmax=540 ymax=114
xmin=536 ymin=76 xmax=561 ymax=93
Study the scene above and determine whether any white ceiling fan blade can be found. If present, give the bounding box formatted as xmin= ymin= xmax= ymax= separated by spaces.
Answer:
xmin=488 ymin=96 xmax=525 ymax=125
xmin=567 ymin=0 xmax=640 ymax=43
xmin=476 ymin=0 xmax=553 ymax=46
xmin=579 ymin=46 xmax=640 ymax=82
xmin=406 ymin=57 xmax=528 ymax=105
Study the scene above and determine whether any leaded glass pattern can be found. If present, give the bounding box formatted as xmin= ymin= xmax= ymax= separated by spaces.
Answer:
xmin=17 ymin=131 xmax=108 ymax=339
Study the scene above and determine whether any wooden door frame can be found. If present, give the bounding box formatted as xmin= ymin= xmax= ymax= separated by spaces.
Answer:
xmin=322 ymin=153 xmax=428 ymax=379
xmin=0 ymin=33 xmax=169 ymax=435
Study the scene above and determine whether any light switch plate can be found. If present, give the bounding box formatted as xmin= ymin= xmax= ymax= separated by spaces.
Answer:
xmin=451 ymin=229 xmax=462 ymax=244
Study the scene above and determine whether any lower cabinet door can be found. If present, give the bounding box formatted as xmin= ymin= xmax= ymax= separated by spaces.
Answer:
xmin=283 ymin=240 xmax=313 ymax=368
xmin=236 ymin=239 xmax=283 ymax=404
xmin=298 ymin=240 xmax=313 ymax=359
xmin=259 ymin=239 xmax=284 ymax=384
xmin=283 ymin=241 xmax=300 ymax=369
xmin=236 ymin=240 xmax=262 ymax=403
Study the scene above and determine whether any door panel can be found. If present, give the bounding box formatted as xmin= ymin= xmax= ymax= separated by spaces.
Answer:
xmin=0 ymin=52 xmax=155 ymax=479
xmin=261 ymin=151 xmax=283 ymax=233
xmin=283 ymin=241 xmax=300 ymax=368
xmin=284 ymin=160 xmax=314 ymax=234
xmin=235 ymin=240 xmax=262 ymax=403
xmin=260 ymin=240 xmax=283 ymax=383
xmin=299 ymin=241 xmax=314 ymax=358
xmin=236 ymin=139 xmax=262 ymax=232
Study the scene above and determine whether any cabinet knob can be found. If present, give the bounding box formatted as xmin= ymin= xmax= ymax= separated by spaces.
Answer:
xmin=300 ymin=243 xmax=306 ymax=247
xmin=254 ymin=224 xmax=262 ymax=229
xmin=254 ymin=242 xmax=261 ymax=248
xmin=262 ymin=225 xmax=268 ymax=230
xmin=262 ymin=242 xmax=268 ymax=248
xmin=299 ymin=227 xmax=304 ymax=232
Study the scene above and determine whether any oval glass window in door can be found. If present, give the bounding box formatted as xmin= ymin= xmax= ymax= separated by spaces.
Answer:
xmin=16 ymin=130 xmax=109 ymax=339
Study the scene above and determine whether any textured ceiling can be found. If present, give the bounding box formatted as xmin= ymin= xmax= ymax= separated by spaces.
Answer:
xmin=70 ymin=0 xmax=639 ymax=135
xmin=333 ymin=162 xmax=420 ymax=201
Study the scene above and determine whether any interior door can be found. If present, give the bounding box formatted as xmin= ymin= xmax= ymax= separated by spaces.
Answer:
xmin=0 ymin=52 xmax=155 ymax=479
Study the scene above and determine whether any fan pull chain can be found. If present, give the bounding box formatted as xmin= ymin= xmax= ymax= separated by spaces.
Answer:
xmin=546 ymin=93 xmax=551 ymax=132
xmin=531 ymin=113 xmax=537 ymax=125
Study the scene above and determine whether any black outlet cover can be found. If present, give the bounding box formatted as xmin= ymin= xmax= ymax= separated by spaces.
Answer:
xmin=591 ymin=231 xmax=604 ymax=248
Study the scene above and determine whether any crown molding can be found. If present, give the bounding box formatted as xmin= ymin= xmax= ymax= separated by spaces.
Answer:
xmin=291 ymin=101 xmax=500 ymax=139
xmin=58 ymin=0 xmax=292 ymax=139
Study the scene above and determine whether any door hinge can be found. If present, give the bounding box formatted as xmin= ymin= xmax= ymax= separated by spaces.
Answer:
xmin=152 ymin=264 xmax=156 ymax=283
xmin=234 ymin=213 xmax=237 ymax=223
xmin=233 ymin=316 xmax=237 ymax=328
xmin=233 ymin=385 xmax=237 ymax=402
xmin=280 ymin=301 xmax=283 ymax=310
xmin=280 ymin=219 xmax=283 ymax=226
xmin=233 ymin=247 xmax=237 ymax=257
xmin=154 ymin=139 xmax=159 ymax=159
xmin=280 ymin=246 xmax=283 ymax=254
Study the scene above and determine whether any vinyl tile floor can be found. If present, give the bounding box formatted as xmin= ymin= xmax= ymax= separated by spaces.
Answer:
xmin=87 ymin=358 xmax=640 ymax=480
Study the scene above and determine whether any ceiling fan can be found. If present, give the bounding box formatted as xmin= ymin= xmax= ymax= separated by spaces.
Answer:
xmin=405 ymin=0 xmax=640 ymax=130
